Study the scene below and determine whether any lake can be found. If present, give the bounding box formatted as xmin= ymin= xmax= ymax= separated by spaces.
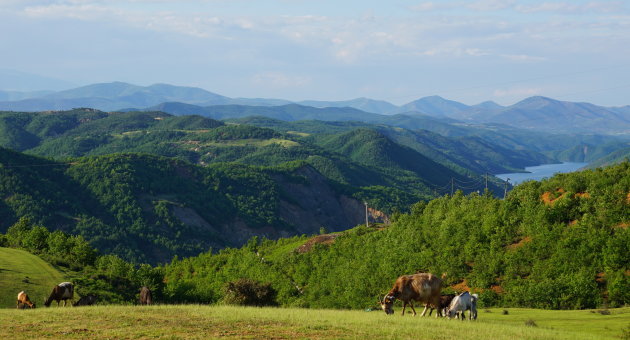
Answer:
xmin=495 ymin=162 xmax=588 ymax=185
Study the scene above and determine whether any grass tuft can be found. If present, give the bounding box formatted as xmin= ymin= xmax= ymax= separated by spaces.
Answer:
xmin=525 ymin=319 xmax=538 ymax=327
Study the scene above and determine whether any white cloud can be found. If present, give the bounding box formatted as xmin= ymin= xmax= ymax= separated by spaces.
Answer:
xmin=515 ymin=2 xmax=579 ymax=14
xmin=467 ymin=0 xmax=516 ymax=12
xmin=23 ymin=3 xmax=119 ymax=20
xmin=515 ymin=1 xmax=626 ymax=14
xmin=408 ymin=2 xmax=457 ymax=12
xmin=465 ymin=48 xmax=491 ymax=56
xmin=500 ymin=54 xmax=547 ymax=62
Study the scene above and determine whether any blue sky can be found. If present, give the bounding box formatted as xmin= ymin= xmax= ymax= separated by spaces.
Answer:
xmin=1 ymin=0 xmax=630 ymax=106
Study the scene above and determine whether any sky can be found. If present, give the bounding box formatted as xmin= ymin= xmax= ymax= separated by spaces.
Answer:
xmin=1 ymin=0 xmax=630 ymax=106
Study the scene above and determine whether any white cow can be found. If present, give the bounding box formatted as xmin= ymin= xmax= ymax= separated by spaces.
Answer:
xmin=446 ymin=291 xmax=478 ymax=320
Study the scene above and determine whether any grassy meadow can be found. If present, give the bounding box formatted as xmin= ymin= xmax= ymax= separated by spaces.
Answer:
xmin=2 ymin=305 xmax=629 ymax=339
xmin=0 ymin=247 xmax=68 ymax=308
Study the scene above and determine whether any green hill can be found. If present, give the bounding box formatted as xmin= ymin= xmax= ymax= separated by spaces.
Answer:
xmin=587 ymin=147 xmax=630 ymax=169
xmin=159 ymin=161 xmax=630 ymax=309
xmin=1 ymin=162 xmax=628 ymax=312
xmin=0 ymin=147 xmax=404 ymax=263
xmin=317 ymin=128 xmax=464 ymax=185
xmin=0 ymin=247 xmax=68 ymax=308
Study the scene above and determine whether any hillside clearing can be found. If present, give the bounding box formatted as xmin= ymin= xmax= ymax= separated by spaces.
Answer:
xmin=0 ymin=247 xmax=68 ymax=308
xmin=1 ymin=305 xmax=628 ymax=339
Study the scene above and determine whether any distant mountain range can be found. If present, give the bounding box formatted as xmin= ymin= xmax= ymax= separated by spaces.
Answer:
xmin=1 ymin=81 xmax=629 ymax=134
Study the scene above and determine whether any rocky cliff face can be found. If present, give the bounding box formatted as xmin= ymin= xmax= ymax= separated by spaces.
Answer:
xmin=274 ymin=166 xmax=388 ymax=234
xmin=170 ymin=165 xmax=389 ymax=249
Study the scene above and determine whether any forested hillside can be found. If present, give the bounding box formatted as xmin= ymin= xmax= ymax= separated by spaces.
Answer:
xmin=159 ymin=162 xmax=629 ymax=309
xmin=229 ymin=116 xmax=626 ymax=171
xmin=3 ymin=108 xmax=624 ymax=174
xmin=2 ymin=108 xmax=628 ymax=275
xmin=0 ymin=108 xmax=516 ymax=196
xmin=0 ymin=147 xmax=399 ymax=263
xmin=1 ymin=162 xmax=628 ymax=310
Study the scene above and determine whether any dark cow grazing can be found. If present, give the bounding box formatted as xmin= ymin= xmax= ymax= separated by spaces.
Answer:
xmin=380 ymin=273 xmax=444 ymax=316
xmin=446 ymin=291 xmax=478 ymax=320
xmin=438 ymin=294 xmax=456 ymax=317
xmin=74 ymin=294 xmax=97 ymax=307
xmin=17 ymin=291 xmax=36 ymax=309
xmin=44 ymin=282 xmax=74 ymax=307
xmin=139 ymin=286 xmax=152 ymax=305
xmin=427 ymin=294 xmax=456 ymax=317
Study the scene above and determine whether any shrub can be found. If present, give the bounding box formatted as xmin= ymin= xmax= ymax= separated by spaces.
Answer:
xmin=222 ymin=278 xmax=277 ymax=307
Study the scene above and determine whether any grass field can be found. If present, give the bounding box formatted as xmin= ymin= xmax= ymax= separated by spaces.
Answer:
xmin=0 ymin=247 xmax=68 ymax=308
xmin=2 ymin=305 xmax=629 ymax=339
xmin=1 ymin=247 xmax=628 ymax=339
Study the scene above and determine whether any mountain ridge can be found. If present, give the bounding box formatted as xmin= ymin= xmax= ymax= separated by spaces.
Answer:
xmin=0 ymin=81 xmax=629 ymax=134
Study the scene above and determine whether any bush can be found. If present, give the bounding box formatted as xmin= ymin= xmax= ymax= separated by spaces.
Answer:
xmin=222 ymin=278 xmax=277 ymax=307
xmin=477 ymin=290 xmax=499 ymax=308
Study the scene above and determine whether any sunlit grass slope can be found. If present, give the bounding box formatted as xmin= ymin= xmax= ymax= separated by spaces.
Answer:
xmin=2 ymin=305 xmax=629 ymax=339
xmin=0 ymin=247 xmax=68 ymax=308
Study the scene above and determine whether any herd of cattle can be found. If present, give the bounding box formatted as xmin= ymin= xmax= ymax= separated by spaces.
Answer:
xmin=16 ymin=282 xmax=153 ymax=309
xmin=380 ymin=272 xmax=478 ymax=320
xmin=16 ymin=272 xmax=476 ymax=320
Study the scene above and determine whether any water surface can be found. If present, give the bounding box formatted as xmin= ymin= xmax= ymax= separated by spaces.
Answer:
xmin=495 ymin=162 xmax=588 ymax=185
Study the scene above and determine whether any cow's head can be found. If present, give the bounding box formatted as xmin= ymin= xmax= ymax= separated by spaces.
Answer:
xmin=380 ymin=295 xmax=395 ymax=315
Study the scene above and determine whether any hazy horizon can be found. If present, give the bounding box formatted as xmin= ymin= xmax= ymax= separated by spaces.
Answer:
xmin=3 ymin=76 xmax=630 ymax=109
xmin=2 ymin=0 xmax=630 ymax=106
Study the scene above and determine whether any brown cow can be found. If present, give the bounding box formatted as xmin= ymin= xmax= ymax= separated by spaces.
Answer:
xmin=139 ymin=286 xmax=152 ymax=305
xmin=380 ymin=273 xmax=444 ymax=316
xmin=17 ymin=291 xmax=36 ymax=309
xmin=44 ymin=282 xmax=74 ymax=307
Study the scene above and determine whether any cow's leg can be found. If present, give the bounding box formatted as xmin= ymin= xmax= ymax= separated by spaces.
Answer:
xmin=409 ymin=302 xmax=417 ymax=316
xmin=401 ymin=301 xmax=407 ymax=316
xmin=420 ymin=304 xmax=430 ymax=317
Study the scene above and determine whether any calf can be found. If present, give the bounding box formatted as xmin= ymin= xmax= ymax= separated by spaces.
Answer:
xmin=428 ymin=294 xmax=456 ymax=317
xmin=139 ymin=286 xmax=152 ymax=305
xmin=17 ymin=291 xmax=36 ymax=309
xmin=44 ymin=282 xmax=74 ymax=307
xmin=446 ymin=291 xmax=478 ymax=320
xmin=74 ymin=294 xmax=97 ymax=307
xmin=380 ymin=273 xmax=443 ymax=317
